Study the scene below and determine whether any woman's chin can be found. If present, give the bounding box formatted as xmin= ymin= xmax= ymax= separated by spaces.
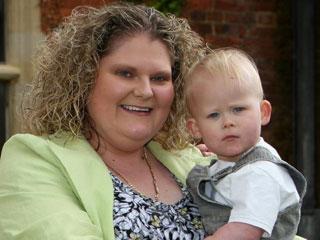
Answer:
xmin=123 ymin=127 xmax=157 ymax=143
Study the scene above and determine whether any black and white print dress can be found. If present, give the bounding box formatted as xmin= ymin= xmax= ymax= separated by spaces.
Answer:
xmin=111 ymin=173 xmax=205 ymax=240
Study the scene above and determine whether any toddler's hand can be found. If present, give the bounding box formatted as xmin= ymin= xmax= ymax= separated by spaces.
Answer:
xmin=196 ymin=144 xmax=214 ymax=157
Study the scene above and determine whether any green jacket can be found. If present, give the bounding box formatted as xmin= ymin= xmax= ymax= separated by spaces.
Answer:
xmin=0 ymin=134 xmax=210 ymax=239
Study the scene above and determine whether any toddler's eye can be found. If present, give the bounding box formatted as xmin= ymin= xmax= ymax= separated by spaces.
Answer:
xmin=208 ymin=112 xmax=220 ymax=119
xmin=233 ymin=107 xmax=245 ymax=113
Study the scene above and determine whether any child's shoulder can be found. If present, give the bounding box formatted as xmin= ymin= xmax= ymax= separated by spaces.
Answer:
xmin=255 ymin=137 xmax=281 ymax=159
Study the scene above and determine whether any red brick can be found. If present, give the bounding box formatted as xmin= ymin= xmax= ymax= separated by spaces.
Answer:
xmin=41 ymin=0 xmax=114 ymax=32
xmin=242 ymin=12 xmax=257 ymax=25
xmin=239 ymin=39 xmax=278 ymax=60
xmin=60 ymin=1 xmax=80 ymax=9
xmin=186 ymin=0 xmax=213 ymax=10
xmin=190 ymin=23 xmax=213 ymax=37
xmin=243 ymin=38 xmax=274 ymax=50
xmin=214 ymin=0 xmax=248 ymax=12
xmin=238 ymin=25 xmax=248 ymax=38
xmin=61 ymin=0 xmax=113 ymax=11
xmin=214 ymin=24 xmax=228 ymax=35
xmin=190 ymin=10 xmax=207 ymax=21
xmin=60 ymin=0 xmax=105 ymax=8
xmin=225 ymin=12 xmax=242 ymax=23
xmin=60 ymin=8 xmax=72 ymax=18
xmin=207 ymin=11 xmax=224 ymax=22
xmin=249 ymin=45 xmax=278 ymax=60
xmin=214 ymin=24 xmax=246 ymax=37
xmin=206 ymin=35 xmax=242 ymax=48
xmin=249 ymin=1 xmax=277 ymax=11
xmin=248 ymin=27 xmax=277 ymax=39
xmin=40 ymin=0 xmax=62 ymax=33
xmin=257 ymin=12 xmax=277 ymax=27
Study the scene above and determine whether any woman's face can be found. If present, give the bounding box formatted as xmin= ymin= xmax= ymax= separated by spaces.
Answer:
xmin=87 ymin=33 xmax=174 ymax=152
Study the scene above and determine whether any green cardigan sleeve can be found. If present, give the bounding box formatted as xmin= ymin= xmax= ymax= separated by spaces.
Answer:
xmin=0 ymin=134 xmax=106 ymax=240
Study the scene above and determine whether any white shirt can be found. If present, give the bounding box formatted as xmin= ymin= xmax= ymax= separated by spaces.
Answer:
xmin=204 ymin=138 xmax=300 ymax=237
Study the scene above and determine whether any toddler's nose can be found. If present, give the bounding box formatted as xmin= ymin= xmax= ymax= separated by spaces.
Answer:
xmin=222 ymin=116 xmax=235 ymax=128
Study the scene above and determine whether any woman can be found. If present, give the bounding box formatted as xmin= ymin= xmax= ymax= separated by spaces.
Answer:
xmin=0 ymin=2 xmax=210 ymax=239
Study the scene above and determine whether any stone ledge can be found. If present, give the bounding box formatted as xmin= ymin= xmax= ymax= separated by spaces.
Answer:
xmin=0 ymin=64 xmax=20 ymax=81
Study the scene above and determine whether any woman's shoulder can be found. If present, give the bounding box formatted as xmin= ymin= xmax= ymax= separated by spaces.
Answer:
xmin=3 ymin=132 xmax=73 ymax=149
xmin=3 ymin=132 xmax=89 ymax=153
xmin=4 ymin=133 xmax=48 ymax=145
xmin=0 ymin=133 xmax=96 ymax=173
xmin=2 ymin=133 xmax=53 ymax=162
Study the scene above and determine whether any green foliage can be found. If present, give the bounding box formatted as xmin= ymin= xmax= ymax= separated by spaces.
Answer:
xmin=126 ymin=0 xmax=185 ymax=16
xmin=151 ymin=0 xmax=185 ymax=15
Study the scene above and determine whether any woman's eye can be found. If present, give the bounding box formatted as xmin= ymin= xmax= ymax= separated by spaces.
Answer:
xmin=151 ymin=74 xmax=171 ymax=82
xmin=233 ymin=107 xmax=245 ymax=113
xmin=208 ymin=112 xmax=220 ymax=119
xmin=116 ymin=70 xmax=133 ymax=78
xmin=152 ymin=75 xmax=164 ymax=81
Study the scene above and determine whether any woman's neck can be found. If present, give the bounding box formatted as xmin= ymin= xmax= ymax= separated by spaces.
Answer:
xmin=100 ymin=147 xmax=145 ymax=166
xmin=87 ymin=132 xmax=146 ymax=166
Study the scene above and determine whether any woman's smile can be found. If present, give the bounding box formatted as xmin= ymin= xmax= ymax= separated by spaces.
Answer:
xmin=120 ymin=104 xmax=153 ymax=113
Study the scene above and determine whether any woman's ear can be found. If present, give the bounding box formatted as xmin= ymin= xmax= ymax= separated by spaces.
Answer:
xmin=186 ymin=118 xmax=202 ymax=139
xmin=260 ymin=100 xmax=272 ymax=126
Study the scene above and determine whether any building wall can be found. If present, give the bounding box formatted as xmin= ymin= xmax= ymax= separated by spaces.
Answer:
xmin=5 ymin=0 xmax=43 ymax=135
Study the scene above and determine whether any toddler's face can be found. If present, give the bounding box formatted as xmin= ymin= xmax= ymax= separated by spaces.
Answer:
xmin=187 ymin=70 xmax=271 ymax=161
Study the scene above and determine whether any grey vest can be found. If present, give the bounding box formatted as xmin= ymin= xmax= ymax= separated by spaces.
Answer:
xmin=187 ymin=146 xmax=307 ymax=240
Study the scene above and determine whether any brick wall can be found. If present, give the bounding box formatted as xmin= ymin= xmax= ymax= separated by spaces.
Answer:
xmin=40 ymin=0 xmax=294 ymax=163
xmin=40 ymin=0 xmax=110 ymax=33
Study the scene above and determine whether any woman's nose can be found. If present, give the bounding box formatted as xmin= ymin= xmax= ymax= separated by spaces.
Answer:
xmin=133 ymin=78 xmax=153 ymax=99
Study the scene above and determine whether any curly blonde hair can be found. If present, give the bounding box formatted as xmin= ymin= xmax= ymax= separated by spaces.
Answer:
xmin=23 ymin=2 xmax=206 ymax=150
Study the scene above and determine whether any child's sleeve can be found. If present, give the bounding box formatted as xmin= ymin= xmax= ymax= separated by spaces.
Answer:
xmin=227 ymin=161 xmax=299 ymax=238
xmin=228 ymin=170 xmax=280 ymax=236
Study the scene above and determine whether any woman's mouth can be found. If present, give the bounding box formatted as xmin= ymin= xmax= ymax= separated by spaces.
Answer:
xmin=120 ymin=104 xmax=152 ymax=113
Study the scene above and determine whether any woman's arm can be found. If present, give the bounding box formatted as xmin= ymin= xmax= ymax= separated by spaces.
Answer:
xmin=0 ymin=134 xmax=105 ymax=240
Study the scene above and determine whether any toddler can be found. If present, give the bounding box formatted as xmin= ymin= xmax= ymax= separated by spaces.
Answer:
xmin=185 ymin=48 xmax=306 ymax=240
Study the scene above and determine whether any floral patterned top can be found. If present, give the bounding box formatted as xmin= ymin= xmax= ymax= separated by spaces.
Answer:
xmin=111 ymin=173 xmax=205 ymax=240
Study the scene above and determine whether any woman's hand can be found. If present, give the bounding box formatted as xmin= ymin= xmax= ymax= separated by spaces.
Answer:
xmin=196 ymin=144 xmax=214 ymax=157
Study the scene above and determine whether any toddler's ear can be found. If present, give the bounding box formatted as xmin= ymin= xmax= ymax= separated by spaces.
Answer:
xmin=186 ymin=118 xmax=202 ymax=139
xmin=260 ymin=100 xmax=272 ymax=126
